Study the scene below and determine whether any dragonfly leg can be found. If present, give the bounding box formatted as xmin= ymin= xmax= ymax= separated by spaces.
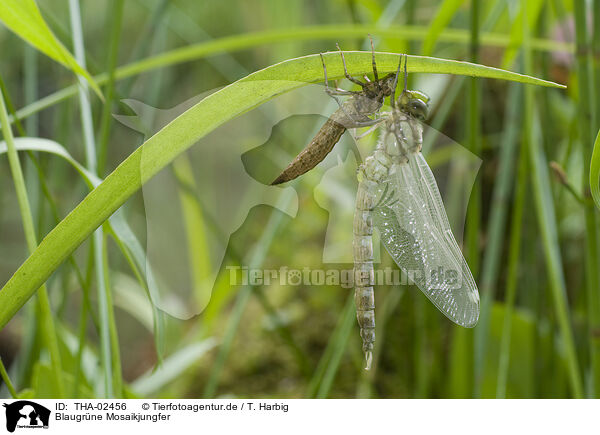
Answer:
xmin=349 ymin=117 xmax=384 ymax=130
xmin=325 ymin=88 xmax=357 ymax=97
xmin=390 ymin=54 xmax=404 ymax=108
xmin=368 ymin=34 xmax=379 ymax=82
xmin=321 ymin=52 xmax=362 ymax=110
xmin=336 ymin=43 xmax=366 ymax=87
xmin=354 ymin=121 xmax=383 ymax=140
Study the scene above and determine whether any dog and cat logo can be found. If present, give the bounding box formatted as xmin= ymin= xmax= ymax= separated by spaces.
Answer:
xmin=2 ymin=401 xmax=50 ymax=432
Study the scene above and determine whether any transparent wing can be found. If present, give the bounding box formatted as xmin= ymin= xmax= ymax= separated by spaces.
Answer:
xmin=372 ymin=163 xmax=479 ymax=327
xmin=408 ymin=152 xmax=480 ymax=308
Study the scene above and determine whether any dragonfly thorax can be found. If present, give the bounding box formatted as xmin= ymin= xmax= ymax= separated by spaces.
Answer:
xmin=389 ymin=111 xmax=424 ymax=154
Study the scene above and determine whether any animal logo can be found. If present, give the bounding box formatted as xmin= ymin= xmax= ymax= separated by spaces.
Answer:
xmin=3 ymin=401 xmax=50 ymax=432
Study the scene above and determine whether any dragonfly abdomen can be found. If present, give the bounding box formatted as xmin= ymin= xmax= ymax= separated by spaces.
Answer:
xmin=353 ymin=179 xmax=380 ymax=370
xmin=353 ymin=146 xmax=402 ymax=370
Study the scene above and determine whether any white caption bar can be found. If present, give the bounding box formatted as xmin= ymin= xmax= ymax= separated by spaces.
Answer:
xmin=0 ymin=399 xmax=596 ymax=434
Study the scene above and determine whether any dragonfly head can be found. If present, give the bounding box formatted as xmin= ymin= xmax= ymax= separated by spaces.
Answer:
xmin=398 ymin=90 xmax=430 ymax=121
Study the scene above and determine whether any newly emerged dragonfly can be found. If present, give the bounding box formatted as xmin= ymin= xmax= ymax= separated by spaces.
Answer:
xmin=354 ymin=55 xmax=480 ymax=369
xmin=272 ymin=37 xmax=397 ymax=185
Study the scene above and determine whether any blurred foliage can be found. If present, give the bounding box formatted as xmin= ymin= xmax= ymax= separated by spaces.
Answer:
xmin=0 ymin=0 xmax=597 ymax=399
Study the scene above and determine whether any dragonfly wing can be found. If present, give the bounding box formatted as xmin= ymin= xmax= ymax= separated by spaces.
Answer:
xmin=408 ymin=152 xmax=480 ymax=309
xmin=372 ymin=163 xmax=479 ymax=327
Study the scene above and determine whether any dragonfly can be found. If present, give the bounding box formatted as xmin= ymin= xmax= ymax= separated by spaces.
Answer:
xmin=354 ymin=55 xmax=480 ymax=369
xmin=271 ymin=37 xmax=398 ymax=185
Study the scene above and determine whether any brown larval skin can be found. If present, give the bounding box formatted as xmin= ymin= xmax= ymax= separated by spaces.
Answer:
xmin=271 ymin=73 xmax=397 ymax=185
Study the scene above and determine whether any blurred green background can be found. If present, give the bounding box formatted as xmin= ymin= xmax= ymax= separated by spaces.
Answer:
xmin=0 ymin=0 xmax=598 ymax=399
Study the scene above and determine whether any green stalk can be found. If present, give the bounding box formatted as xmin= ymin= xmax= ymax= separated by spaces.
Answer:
xmin=575 ymin=0 xmax=600 ymax=398
xmin=69 ymin=0 xmax=120 ymax=398
xmin=119 ymin=0 xmax=169 ymax=96
xmin=476 ymin=80 xmax=522 ymax=396
xmin=315 ymin=294 xmax=356 ymax=398
xmin=468 ymin=0 xmax=482 ymax=398
xmin=496 ymin=132 xmax=527 ymax=398
xmin=466 ymin=0 xmax=481 ymax=275
xmin=102 ymin=232 xmax=123 ymax=397
xmin=0 ymin=81 xmax=64 ymax=398
xmin=97 ymin=0 xmax=124 ymax=176
xmin=72 ymin=287 xmax=88 ymax=398
xmin=9 ymin=47 xmax=40 ymax=390
xmin=23 ymin=47 xmax=40 ymax=221
xmin=593 ymin=0 xmax=600 ymax=129
xmin=524 ymin=3 xmax=583 ymax=398
xmin=306 ymin=293 xmax=354 ymax=398
xmin=0 ymin=357 xmax=17 ymax=398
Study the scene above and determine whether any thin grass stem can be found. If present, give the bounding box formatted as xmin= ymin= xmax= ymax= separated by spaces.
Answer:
xmin=0 ymin=78 xmax=64 ymax=398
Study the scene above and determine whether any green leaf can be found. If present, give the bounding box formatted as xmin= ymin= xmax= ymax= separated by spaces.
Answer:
xmin=0 ymin=0 xmax=102 ymax=98
xmin=591 ymin=129 xmax=600 ymax=210
xmin=0 ymin=52 xmax=566 ymax=329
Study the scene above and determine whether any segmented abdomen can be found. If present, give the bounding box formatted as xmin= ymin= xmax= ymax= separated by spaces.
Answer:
xmin=353 ymin=180 xmax=377 ymax=369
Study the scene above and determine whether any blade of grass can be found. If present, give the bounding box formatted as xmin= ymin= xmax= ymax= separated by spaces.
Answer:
xmin=10 ymin=24 xmax=571 ymax=124
xmin=68 ymin=0 xmax=120 ymax=398
xmin=306 ymin=293 xmax=354 ymax=398
xmin=574 ymin=0 xmax=600 ymax=397
xmin=595 ymin=0 xmax=600 ymax=129
xmin=0 ymin=358 xmax=17 ymax=398
xmin=477 ymin=82 xmax=522 ymax=397
xmin=0 ymin=78 xmax=64 ymax=398
xmin=591 ymin=129 xmax=600 ymax=209
xmin=501 ymin=0 xmax=545 ymax=69
xmin=315 ymin=294 xmax=356 ymax=398
xmin=10 ymin=46 xmax=40 ymax=391
xmin=523 ymin=6 xmax=583 ymax=398
xmin=467 ymin=0 xmax=482 ymax=399
xmin=0 ymin=0 xmax=102 ymax=97
xmin=496 ymin=129 xmax=527 ymax=399
xmin=119 ymin=0 xmax=169 ymax=96
xmin=421 ymin=0 xmax=466 ymax=56
xmin=97 ymin=0 xmax=124 ymax=176
xmin=131 ymin=339 xmax=217 ymax=396
xmin=466 ymin=0 xmax=481 ymax=272
xmin=104 ymin=216 xmax=166 ymax=358
xmin=101 ymin=233 xmax=123 ymax=397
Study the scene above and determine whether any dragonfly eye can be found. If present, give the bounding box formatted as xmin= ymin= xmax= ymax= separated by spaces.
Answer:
xmin=408 ymin=99 xmax=429 ymax=121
